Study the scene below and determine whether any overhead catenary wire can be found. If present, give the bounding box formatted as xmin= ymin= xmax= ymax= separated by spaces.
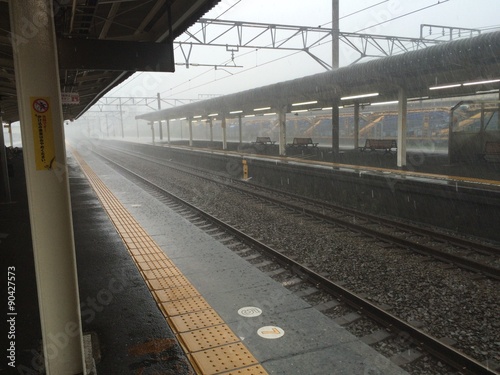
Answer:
xmin=175 ymin=0 xmax=243 ymax=48
xmin=321 ymin=0 xmax=389 ymax=27
xmin=355 ymin=0 xmax=450 ymax=33
xmin=167 ymin=50 xmax=303 ymax=97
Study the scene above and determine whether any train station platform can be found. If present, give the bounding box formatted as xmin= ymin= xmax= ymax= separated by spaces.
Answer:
xmin=115 ymin=137 xmax=500 ymax=183
xmin=1 ymin=154 xmax=193 ymax=373
xmin=1 ymin=148 xmax=409 ymax=374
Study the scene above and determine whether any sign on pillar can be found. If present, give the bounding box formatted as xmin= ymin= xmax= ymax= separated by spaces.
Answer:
xmin=30 ymin=97 xmax=56 ymax=170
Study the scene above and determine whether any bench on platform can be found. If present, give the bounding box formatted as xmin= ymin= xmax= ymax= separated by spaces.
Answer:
xmin=481 ymin=141 xmax=500 ymax=162
xmin=359 ymin=139 xmax=397 ymax=154
xmin=252 ymin=136 xmax=276 ymax=145
xmin=287 ymin=137 xmax=318 ymax=148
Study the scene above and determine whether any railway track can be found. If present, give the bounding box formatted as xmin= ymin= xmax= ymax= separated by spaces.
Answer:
xmin=90 ymin=147 xmax=498 ymax=375
xmin=98 ymin=145 xmax=500 ymax=280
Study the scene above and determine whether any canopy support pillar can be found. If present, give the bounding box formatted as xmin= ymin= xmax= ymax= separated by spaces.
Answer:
xmin=222 ymin=117 xmax=227 ymax=150
xmin=331 ymin=99 xmax=340 ymax=155
xmin=188 ymin=118 xmax=193 ymax=146
xmin=9 ymin=0 xmax=85 ymax=373
xmin=0 ymin=116 xmax=11 ymax=202
xmin=278 ymin=107 xmax=287 ymax=156
xmin=166 ymin=119 xmax=171 ymax=143
xmin=397 ymin=88 xmax=408 ymax=167
xmin=353 ymin=102 xmax=360 ymax=150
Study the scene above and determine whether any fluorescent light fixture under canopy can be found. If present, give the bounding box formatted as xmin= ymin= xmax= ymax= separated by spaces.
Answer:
xmin=429 ymin=84 xmax=461 ymax=90
xmin=463 ymin=79 xmax=500 ymax=86
xmin=291 ymin=100 xmax=318 ymax=107
xmin=341 ymin=93 xmax=379 ymax=100
xmin=372 ymin=100 xmax=398 ymax=106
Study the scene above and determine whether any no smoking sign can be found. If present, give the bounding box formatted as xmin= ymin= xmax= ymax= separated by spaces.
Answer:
xmin=33 ymin=98 xmax=49 ymax=113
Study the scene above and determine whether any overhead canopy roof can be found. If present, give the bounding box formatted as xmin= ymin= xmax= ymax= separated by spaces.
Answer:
xmin=136 ymin=31 xmax=500 ymax=122
xmin=0 ymin=0 xmax=221 ymax=123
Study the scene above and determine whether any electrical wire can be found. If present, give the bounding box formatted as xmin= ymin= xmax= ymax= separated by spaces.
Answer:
xmin=216 ymin=0 xmax=243 ymax=19
xmin=477 ymin=24 xmax=500 ymax=32
xmin=106 ymin=72 xmax=144 ymax=96
xmin=176 ymin=0 xmax=243 ymax=46
xmin=161 ymin=0 xmax=245 ymax=94
xmin=355 ymin=0 xmax=450 ymax=33
xmin=168 ymin=50 xmax=303 ymax=97
xmin=321 ymin=0 xmax=389 ymax=27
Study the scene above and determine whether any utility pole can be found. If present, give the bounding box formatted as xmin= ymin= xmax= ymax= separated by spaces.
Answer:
xmin=332 ymin=0 xmax=339 ymax=69
xmin=331 ymin=0 xmax=340 ymax=156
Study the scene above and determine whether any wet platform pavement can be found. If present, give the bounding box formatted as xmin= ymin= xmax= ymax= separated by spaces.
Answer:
xmin=1 ymin=155 xmax=193 ymax=374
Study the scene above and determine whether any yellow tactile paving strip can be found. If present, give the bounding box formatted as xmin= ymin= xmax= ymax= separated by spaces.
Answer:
xmin=72 ymin=150 xmax=268 ymax=375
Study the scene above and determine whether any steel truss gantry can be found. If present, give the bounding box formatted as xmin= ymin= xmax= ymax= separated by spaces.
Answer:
xmin=420 ymin=24 xmax=481 ymax=41
xmin=81 ymin=95 xmax=208 ymax=138
xmin=94 ymin=96 xmax=200 ymax=111
xmin=178 ymin=18 xmax=451 ymax=70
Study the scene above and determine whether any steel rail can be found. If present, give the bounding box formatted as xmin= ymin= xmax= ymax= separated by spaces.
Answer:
xmin=94 ymin=150 xmax=498 ymax=375
xmin=233 ymin=187 xmax=500 ymax=279
xmin=241 ymin=180 xmax=500 ymax=257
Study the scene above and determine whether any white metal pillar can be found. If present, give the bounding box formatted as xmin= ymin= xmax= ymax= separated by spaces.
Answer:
xmin=158 ymin=120 xmax=163 ymax=141
xmin=104 ymin=115 xmax=110 ymax=137
xmin=9 ymin=123 xmax=13 ymax=147
xmin=0 ymin=116 xmax=11 ymax=202
xmin=221 ymin=116 xmax=227 ymax=150
xmin=166 ymin=118 xmax=171 ymax=143
xmin=119 ymin=98 xmax=124 ymax=138
xmin=238 ymin=114 xmax=243 ymax=143
xmin=150 ymin=121 xmax=155 ymax=143
xmin=9 ymin=1 xmax=85 ymax=374
xmin=209 ymin=118 xmax=214 ymax=142
xmin=157 ymin=93 xmax=163 ymax=140
xmin=354 ymin=102 xmax=360 ymax=150
xmin=278 ymin=107 xmax=287 ymax=156
xmin=8 ymin=122 xmax=14 ymax=147
xmin=188 ymin=118 xmax=193 ymax=146
xmin=397 ymin=88 xmax=408 ymax=167
xmin=498 ymin=92 xmax=500 ymax=128
xmin=331 ymin=100 xmax=340 ymax=155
